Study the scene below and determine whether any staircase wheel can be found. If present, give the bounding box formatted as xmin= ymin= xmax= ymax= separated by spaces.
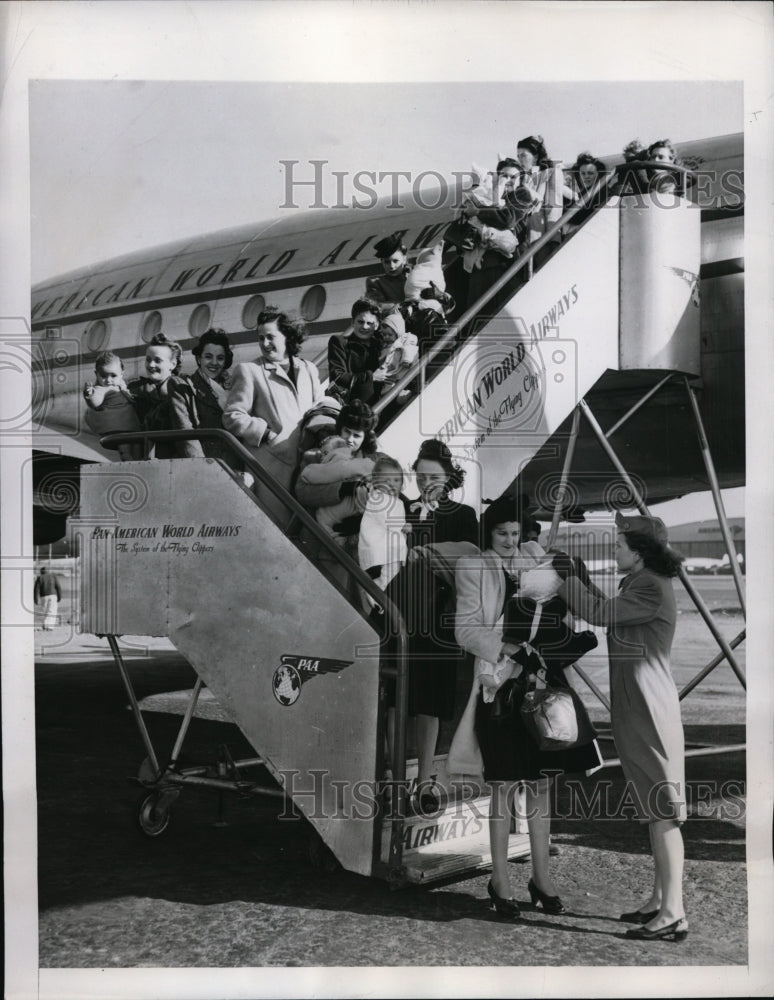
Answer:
xmin=137 ymin=790 xmax=173 ymax=837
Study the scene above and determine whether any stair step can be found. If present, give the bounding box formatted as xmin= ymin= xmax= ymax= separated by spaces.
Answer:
xmin=382 ymin=795 xmax=530 ymax=883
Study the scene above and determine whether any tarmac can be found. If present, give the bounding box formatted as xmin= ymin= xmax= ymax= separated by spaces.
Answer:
xmin=32 ymin=598 xmax=749 ymax=971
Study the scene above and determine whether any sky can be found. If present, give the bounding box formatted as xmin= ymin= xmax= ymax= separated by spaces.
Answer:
xmin=27 ymin=77 xmax=745 ymax=524
xmin=30 ymin=79 xmax=742 ymax=283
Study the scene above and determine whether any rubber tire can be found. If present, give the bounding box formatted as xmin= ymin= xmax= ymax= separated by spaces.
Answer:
xmin=137 ymin=791 xmax=172 ymax=837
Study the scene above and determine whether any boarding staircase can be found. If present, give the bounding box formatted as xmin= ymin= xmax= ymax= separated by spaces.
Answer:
xmin=72 ymin=175 xmax=706 ymax=884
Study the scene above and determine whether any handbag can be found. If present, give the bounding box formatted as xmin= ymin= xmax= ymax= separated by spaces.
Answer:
xmin=489 ymin=675 xmax=523 ymax=722
xmin=519 ymin=665 xmax=597 ymax=751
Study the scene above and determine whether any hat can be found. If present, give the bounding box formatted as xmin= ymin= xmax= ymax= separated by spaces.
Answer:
xmin=615 ymin=511 xmax=668 ymax=545
xmin=380 ymin=310 xmax=406 ymax=340
xmin=373 ymin=233 xmax=406 ymax=259
xmin=337 ymin=398 xmax=378 ymax=432
xmin=482 ymin=493 xmax=531 ymax=540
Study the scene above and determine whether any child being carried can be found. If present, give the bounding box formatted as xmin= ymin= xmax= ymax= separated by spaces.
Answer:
xmin=82 ymin=351 xmax=143 ymax=461
xmin=295 ymin=434 xmax=375 ymax=546
xmin=358 ymin=454 xmax=412 ymax=593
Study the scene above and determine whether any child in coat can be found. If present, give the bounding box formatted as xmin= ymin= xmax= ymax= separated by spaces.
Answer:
xmin=295 ymin=435 xmax=375 ymax=545
xmin=358 ymin=454 xmax=411 ymax=593
xmin=83 ymin=351 xmax=143 ymax=460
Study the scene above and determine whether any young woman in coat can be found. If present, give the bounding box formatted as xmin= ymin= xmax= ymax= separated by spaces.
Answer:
xmin=383 ymin=439 xmax=479 ymax=808
xmin=365 ymin=232 xmax=412 ymax=313
xmin=557 ymin=512 xmax=689 ymax=942
xmin=170 ymin=328 xmax=241 ymax=470
xmin=454 ymin=495 xmax=600 ymax=920
xmin=223 ymin=307 xmax=322 ymax=523
xmin=327 ymin=297 xmax=386 ymax=407
xmin=127 ymin=332 xmax=189 ymax=459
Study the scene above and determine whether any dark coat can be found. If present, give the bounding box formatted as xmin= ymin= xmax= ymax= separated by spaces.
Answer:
xmin=327 ymin=333 xmax=383 ymax=406
xmin=34 ymin=573 xmax=61 ymax=601
xmin=169 ymin=370 xmax=241 ymax=469
xmin=126 ymin=374 xmax=190 ymax=459
xmin=365 ymin=267 xmax=411 ymax=311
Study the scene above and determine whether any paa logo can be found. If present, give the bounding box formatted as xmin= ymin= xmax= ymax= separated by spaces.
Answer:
xmin=665 ymin=265 xmax=700 ymax=307
xmin=272 ymin=654 xmax=352 ymax=707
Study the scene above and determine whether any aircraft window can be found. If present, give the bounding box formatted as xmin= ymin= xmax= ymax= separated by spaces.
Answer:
xmin=242 ymin=294 xmax=266 ymax=329
xmin=85 ymin=319 xmax=109 ymax=354
xmin=300 ymin=285 xmax=326 ymax=321
xmin=142 ymin=310 xmax=163 ymax=343
xmin=189 ymin=304 xmax=211 ymax=337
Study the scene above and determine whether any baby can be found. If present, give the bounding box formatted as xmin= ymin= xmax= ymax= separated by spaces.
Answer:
xmin=296 ymin=435 xmax=375 ymax=543
xmin=83 ymin=351 xmax=143 ymax=460
xmin=373 ymin=311 xmax=419 ymax=389
xmin=501 ymin=547 xmax=598 ymax=682
xmin=358 ymin=454 xmax=411 ymax=593
xmin=453 ymin=160 xmax=540 ymax=272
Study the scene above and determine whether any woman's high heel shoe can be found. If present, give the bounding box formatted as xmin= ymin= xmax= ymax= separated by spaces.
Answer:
xmin=619 ymin=908 xmax=659 ymax=924
xmin=487 ymin=880 xmax=520 ymax=920
xmin=528 ymin=878 xmax=565 ymax=915
xmin=625 ymin=917 xmax=689 ymax=942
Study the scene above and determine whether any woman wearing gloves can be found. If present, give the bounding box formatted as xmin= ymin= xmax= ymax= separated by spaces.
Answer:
xmin=453 ymin=496 xmax=600 ymax=920
xmin=554 ymin=512 xmax=689 ymax=943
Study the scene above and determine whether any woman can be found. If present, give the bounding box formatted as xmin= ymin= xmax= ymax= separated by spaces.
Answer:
xmin=223 ymin=306 xmax=322 ymax=523
xmin=327 ymin=297 xmax=386 ymax=407
xmin=170 ymin=328 xmax=240 ymax=468
xmin=384 ymin=439 xmax=478 ymax=807
xmin=365 ymin=232 xmax=412 ymax=312
xmin=515 ymin=134 xmax=567 ymax=255
xmin=644 ymin=138 xmax=689 ymax=196
xmin=454 ymin=496 xmax=600 ymax=920
xmin=127 ymin=332 xmax=188 ymax=459
xmin=564 ymin=152 xmax=607 ymax=234
xmin=460 ymin=158 xmax=530 ymax=310
xmin=294 ymin=398 xmax=379 ymax=508
xmin=556 ymin=512 xmax=688 ymax=942
xmin=294 ymin=399 xmax=379 ymax=591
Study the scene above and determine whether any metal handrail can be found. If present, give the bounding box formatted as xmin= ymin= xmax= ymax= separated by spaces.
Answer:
xmin=612 ymin=158 xmax=698 ymax=187
xmin=372 ymin=161 xmax=698 ymax=419
xmin=372 ymin=170 xmax=618 ymax=416
xmin=99 ymin=425 xmax=411 ymax=874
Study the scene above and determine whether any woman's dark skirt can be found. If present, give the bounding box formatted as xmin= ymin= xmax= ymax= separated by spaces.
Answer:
xmin=475 ymin=681 xmax=602 ymax=782
xmin=384 ymin=635 xmax=462 ymax=721
xmin=381 ymin=560 xmax=462 ymax=721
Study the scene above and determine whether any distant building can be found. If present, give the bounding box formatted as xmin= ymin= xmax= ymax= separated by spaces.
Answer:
xmin=534 ymin=516 xmax=745 ymax=569
xmin=666 ymin=518 xmax=745 ymax=562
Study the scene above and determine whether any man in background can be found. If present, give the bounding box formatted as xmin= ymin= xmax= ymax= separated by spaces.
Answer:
xmin=34 ymin=566 xmax=62 ymax=631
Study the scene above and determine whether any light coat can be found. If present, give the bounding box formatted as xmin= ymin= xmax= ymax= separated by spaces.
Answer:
xmin=222 ymin=357 xmax=322 ymax=491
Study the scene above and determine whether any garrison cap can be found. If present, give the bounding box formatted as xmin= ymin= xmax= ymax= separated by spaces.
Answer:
xmin=615 ymin=511 xmax=669 ymax=545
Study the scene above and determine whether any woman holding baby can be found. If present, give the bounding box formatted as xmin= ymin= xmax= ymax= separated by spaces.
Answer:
xmin=327 ymin=297 xmax=386 ymax=408
xmin=453 ymin=495 xmax=600 ymax=920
